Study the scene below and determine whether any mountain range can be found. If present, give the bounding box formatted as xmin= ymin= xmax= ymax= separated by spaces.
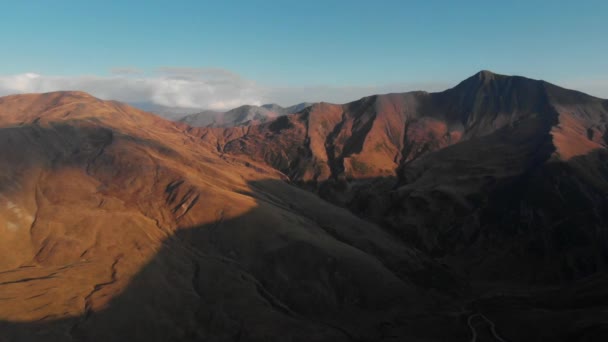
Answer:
xmin=178 ymin=102 xmax=313 ymax=128
xmin=194 ymin=70 xmax=608 ymax=282
xmin=0 ymin=71 xmax=607 ymax=342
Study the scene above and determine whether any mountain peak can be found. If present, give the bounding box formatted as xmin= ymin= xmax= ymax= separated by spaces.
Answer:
xmin=48 ymin=90 xmax=96 ymax=98
xmin=0 ymin=91 xmax=164 ymax=129
xmin=261 ymin=103 xmax=284 ymax=110
xmin=0 ymin=90 xmax=96 ymax=102
xmin=471 ymin=69 xmax=503 ymax=83
xmin=477 ymin=69 xmax=496 ymax=77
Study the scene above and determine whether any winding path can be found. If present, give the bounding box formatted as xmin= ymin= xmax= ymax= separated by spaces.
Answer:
xmin=467 ymin=313 xmax=508 ymax=342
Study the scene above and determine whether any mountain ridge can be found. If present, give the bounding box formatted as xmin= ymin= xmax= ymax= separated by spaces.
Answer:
xmin=196 ymin=70 xmax=607 ymax=180
xmin=192 ymin=70 xmax=608 ymax=284
xmin=0 ymin=71 xmax=607 ymax=341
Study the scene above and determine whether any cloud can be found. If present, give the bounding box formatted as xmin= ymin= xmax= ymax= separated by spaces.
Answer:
xmin=0 ymin=68 xmax=263 ymax=111
xmin=0 ymin=68 xmax=458 ymax=114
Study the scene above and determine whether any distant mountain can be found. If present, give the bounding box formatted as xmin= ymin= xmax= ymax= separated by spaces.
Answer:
xmin=127 ymin=101 xmax=204 ymax=120
xmin=179 ymin=102 xmax=313 ymax=127
xmin=262 ymin=102 xmax=315 ymax=114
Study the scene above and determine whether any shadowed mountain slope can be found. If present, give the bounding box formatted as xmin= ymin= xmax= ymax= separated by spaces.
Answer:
xmin=0 ymin=92 xmax=459 ymax=341
xmin=1 ymin=70 xmax=608 ymax=341
xmin=194 ymin=71 xmax=608 ymax=283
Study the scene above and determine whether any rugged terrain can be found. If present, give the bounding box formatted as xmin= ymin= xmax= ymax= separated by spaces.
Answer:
xmin=0 ymin=91 xmax=458 ymax=341
xmin=196 ymin=71 xmax=608 ymax=282
xmin=1 ymin=71 xmax=608 ymax=341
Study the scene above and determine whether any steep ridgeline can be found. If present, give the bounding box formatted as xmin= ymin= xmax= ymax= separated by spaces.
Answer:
xmin=195 ymin=71 xmax=608 ymax=283
xmin=179 ymin=102 xmax=313 ymax=128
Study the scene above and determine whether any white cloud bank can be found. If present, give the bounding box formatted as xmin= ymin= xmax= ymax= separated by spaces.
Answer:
xmin=0 ymin=69 xmax=454 ymax=112
xmin=0 ymin=68 xmax=263 ymax=111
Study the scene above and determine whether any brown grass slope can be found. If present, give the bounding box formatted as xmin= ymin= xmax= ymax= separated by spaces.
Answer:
xmin=0 ymin=92 xmax=464 ymax=341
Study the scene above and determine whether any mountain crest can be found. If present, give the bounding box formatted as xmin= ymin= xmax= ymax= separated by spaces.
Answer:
xmin=475 ymin=69 xmax=499 ymax=81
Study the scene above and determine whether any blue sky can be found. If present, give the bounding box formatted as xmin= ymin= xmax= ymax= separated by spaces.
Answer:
xmin=0 ymin=0 xmax=606 ymax=109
